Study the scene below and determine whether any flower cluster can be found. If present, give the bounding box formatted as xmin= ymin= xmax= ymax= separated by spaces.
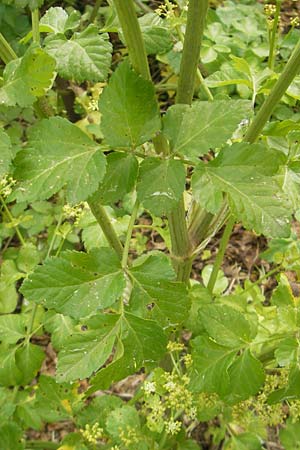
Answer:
xmin=63 ymin=202 xmax=86 ymax=225
xmin=0 ymin=175 xmax=16 ymax=198
xmin=119 ymin=425 xmax=139 ymax=447
xmin=80 ymin=422 xmax=103 ymax=445
xmin=142 ymin=369 xmax=197 ymax=437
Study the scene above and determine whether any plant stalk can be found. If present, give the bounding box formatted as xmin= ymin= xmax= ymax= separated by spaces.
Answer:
xmin=176 ymin=0 xmax=209 ymax=104
xmin=90 ymin=0 xmax=103 ymax=23
xmin=122 ymin=200 xmax=140 ymax=268
xmin=207 ymin=215 xmax=235 ymax=295
xmin=0 ymin=33 xmax=17 ymax=64
xmin=268 ymin=0 xmax=281 ymax=70
xmin=113 ymin=0 xmax=150 ymax=80
xmin=88 ymin=196 xmax=123 ymax=260
xmin=31 ymin=9 xmax=40 ymax=44
xmin=0 ymin=195 xmax=25 ymax=246
xmin=245 ymin=36 xmax=300 ymax=143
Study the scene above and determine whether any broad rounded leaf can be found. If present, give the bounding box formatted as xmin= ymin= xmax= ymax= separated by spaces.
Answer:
xmin=14 ymin=116 xmax=106 ymax=203
xmin=0 ymin=46 xmax=56 ymax=107
xmin=45 ymin=25 xmax=112 ymax=82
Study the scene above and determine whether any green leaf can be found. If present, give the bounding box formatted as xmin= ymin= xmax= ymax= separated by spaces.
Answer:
xmin=21 ymin=248 xmax=126 ymax=319
xmin=15 ymin=343 xmax=44 ymax=385
xmin=76 ymin=395 xmax=122 ymax=428
xmin=89 ymin=312 xmax=167 ymax=391
xmin=189 ymin=336 xmax=236 ymax=396
xmin=0 ymin=130 xmax=13 ymax=178
xmin=45 ymin=25 xmax=112 ymax=82
xmin=0 ymin=46 xmax=56 ymax=107
xmin=280 ymin=420 xmax=300 ymax=450
xmin=16 ymin=243 xmax=40 ymax=273
xmin=227 ymin=433 xmax=262 ymax=450
xmin=14 ymin=117 xmax=106 ymax=203
xmin=40 ymin=6 xmax=69 ymax=33
xmin=99 ymin=61 xmax=161 ymax=148
xmin=35 ymin=375 xmax=78 ymax=422
xmin=225 ymin=349 xmax=265 ymax=403
xmin=0 ymin=423 xmax=24 ymax=450
xmin=106 ymin=405 xmax=140 ymax=441
xmin=137 ymin=158 xmax=185 ymax=215
xmin=0 ymin=345 xmax=23 ymax=386
xmin=163 ymin=100 xmax=251 ymax=160
xmin=0 ymin=281 xmax=18 ymax=314
xmin=199 ymin=304 xmax=252 ymax=348
xmin=44 ymin=312 xmax=77 ymax=350
xmin=98 ymin=152 xmax=138 ymax=204
xmin=56 ymin=314 xmax=120 ymax=382
xmin=192 ymin=143 xmax=291 ymax=237
xmin=0 ymin=314 xmax=25 ymax=344
xmin=129 ymin=254 xmax=189 ymax=325
xmin=275 ymin=336 xmax=299 ymax=367
xmin=139 ymin=13 xmax=173 ymax=55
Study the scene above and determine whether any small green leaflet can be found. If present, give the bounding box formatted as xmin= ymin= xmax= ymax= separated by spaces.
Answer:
xmin=0 ymin=129 xmax=13 ymax=178
xmin=189 ymin=336 xmax=236 ymax=397
xmin=99 ymin=61 xmax=161 ymax=148
xmin=21 ymin=248 xmax=126 ymax=319
xmin=139 ymin=13 xmax=173 ymax=55
xmin=225 ymin=349 xmax=265 ymax=403
xmin=45 ymin=25 xmax=112 ymax=82
xmin=129 ymin=253 xmax=189 ymax=326
xmin=162 ymin=100 xmax=251 ymax=160
xmin=137 ymin=158 xmax=186 ymax=215
xmin=192 ymin=142 xmax=291 ymax=237
xmin=15 ymin=343 xmax=44 ymax=386
xmin=0 ymin=46 xmax=56 ymax=107
xmin=14 ymin=117 xmax=106 ymax=203
xmin=56 ymin=314 xmax=120 ymax=382
xmin=199 ymin=304 xmax=253 ymax=348
xmin=40 ymin=7 xmax=79 ymax=34
xmin=0 ymin=314 xmax=25 ymax=344
xmin=89 ymin=312 xmax=167 ymax=391
xmin=0 ymin=423 xmax=24 ymax=450
xmin=98 ymin=152 xmax=138 ymax=204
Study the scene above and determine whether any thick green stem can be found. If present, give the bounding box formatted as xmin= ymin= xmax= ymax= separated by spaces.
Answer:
xmin=122 ymin=200 xmax=140 ymax=268
xmin=0 ymin=33 xmax=17 ymax=64
xmin=245 ymin=37 xmax=300 ymax=143
xmin=31 ymin=9 xmax=40 ymax=44
xmin=113 ymin=0 xmax=150 ymax=80
xmin=268 ymin=0 xmax=281 ymax=70
xmin=176 ymin=0 xmax=209 ymax=104
xmin=168 ymin=198 xmax=193 ymax=282
xmin=207 ymin=215 xmax=235 ymax=295
xmin=90 ymin=0 xmax=103 ymax=23
xmin=88 ymin=197 xmax=123 ymax=260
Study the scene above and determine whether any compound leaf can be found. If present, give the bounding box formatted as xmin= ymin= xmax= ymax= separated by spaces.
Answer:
xmin=14 ymin=116 xmax=106 ymax=203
